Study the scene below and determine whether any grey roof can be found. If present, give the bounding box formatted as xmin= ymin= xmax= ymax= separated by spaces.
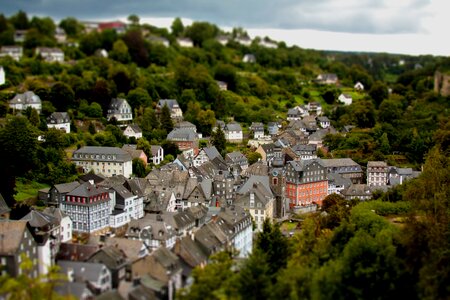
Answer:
xmin=42 ymin=207 xmax=68 ymax=221
xmin=327 ymin=173 xmax=352 ymax=188
xmin=174 ymin=236 xmax=207 ymax=268
xmin=238 ymin=175 xmax=271 ymax=195
xmin=175 ymin=121 xmax=196 ymax=130
xmin=88 ymin=246 xmax=127 ymax=269
xmin=152 ymin=246 xmax=181 ymax=274
xmin=150 ymin=145 xmax=163 ymax=156
xmin=10 ymin=91 xmax=41 ymax=105
xmin=195 ymin=223 xmax=227 ymax=254
xmin=292 ymin=144 xmax=317 ymax=153
xmin=54 ymin=181 xmax=81 ymax=194
xmin=167 ymin=128 xmax=198 ymax=141
xmin=242 ymin=160 xmax=268 ymax=177
xmin=203 ymin=146 xmax=222 ymax=160
xmin=225 ymin=122 xmax=242 ymax=132
xmin=0 ymin=193 xmax=11 ymax=215
xmin=317 ymin=116 xmax=330 ymax=122
xmin=342 ymin=184 xmax=372 ymax=197
xmin=226 ymin=151 xmax=247 ymax=163
xmin=287 ymin=108 xmax=301 ymax=115
xmin=57 ymin=260 xmax=108 ymax=282
xmin=54 ymin=282 xmax=92 ymax=299
xmin=250 ymin=122 xmax=264 ymax=130
xmin=48 ymin=112 xmax=70 ymax=123
xmin=66 ymin=181 xmax=110 ymax=200
xmin=126 ymin=124 xmax=142 ymax=133
xmin=108 ymin=98 xmax=130 ymax=111
xmin=21 ymin=210 xmax=58 ymax=228
xmin=36 ymin=47 xmax=63 ymax=54
xmin=320 ymin=158 xmax=361 ymax=168
xmin=78 ymin=173 xmax=106 ymax=184
xmin=157 ymin=99 xmax=179 ymax=110
xmin=73 ymin=146 xmax=132 ymax=163
xmin=0 ymin=220 xmax=29 ymax=255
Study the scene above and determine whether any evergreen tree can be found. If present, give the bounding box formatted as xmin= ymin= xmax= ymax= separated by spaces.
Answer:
xmin=211 ymin=126 xmax=226 ymax=155
xmin=160 ymin=103 xmax=173 ymax=132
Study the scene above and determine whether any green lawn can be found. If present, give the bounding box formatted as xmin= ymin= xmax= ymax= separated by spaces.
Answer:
xmin=14 ymin=179 xmax=50 ymax=202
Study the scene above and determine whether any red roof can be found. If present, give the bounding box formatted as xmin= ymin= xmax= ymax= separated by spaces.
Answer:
xmin=98 ymin=21 xmax=126 ymax=31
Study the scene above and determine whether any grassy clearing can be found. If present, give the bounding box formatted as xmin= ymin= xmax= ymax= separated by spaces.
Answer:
xmin=14 ymin=179 xmax=50 ymax=202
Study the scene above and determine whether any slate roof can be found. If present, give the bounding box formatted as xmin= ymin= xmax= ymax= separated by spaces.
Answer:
xmin=125 ymin=124 xmax=142 ymax=133
xmin=73 ymin=146 xmax=132 ymax=162
xmin=58 ymin=260 xmax=107 ymax=282
xmin=56 ymin=243 xmax=99 ymax=261
xmin=367 ymin=161 xmax=388 ymax=167
xmin=150 ymin=145 xmax=163 ymax=156
xmin=225 ymin=151 xmax=247 ymax=163
xmin=225 ymin=122 xmax=242 ymax=132
xmin=54 ymin=181 xmax=81 ymax=194
xmin=238 ymin=175 xmax=272 ymax=194
xmin=0 ymin=193 xmax=11 ymax=215
xmin=174 ymin=236 xmax=207 ymax=268
xmin=10 ymin=91 xmax=41 ymax=105
xmin=203 ymin=146 xmax=222 ymax=160
xmin=21 ymin=209 xmax=59 ymax=228
xmin=242 ymin=160 xmax=268 ymax=177
xmin=78 ymin=173 xmax=106 ymax=184
xmin=319 ymin=158 xmax=361 ymax=169
xmin=54 ymin=282 xmax=92 ymax=300
xmin=167 ymin=128 xmax=198 ymax=141
xmin=48 ymin=112 xmax=70 ymax=123
xmin=88 ymin=246 xmax=128 ymax=269
xmin=327 ymin=173 xmax=352 ymax=188
xmin=0 ymin=220 xmax=28 ymax=254
xmin=66 ymin=181 xmax=110 ymax=200
xmin=157 ymin=99 xmax=179 ymax=110
xmin=108 ymin=98 xmax=130 ymax=113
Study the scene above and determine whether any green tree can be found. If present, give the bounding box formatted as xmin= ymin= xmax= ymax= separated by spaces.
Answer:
xmin=379 ymin=132 xmax=391 ymax=155
xmin=59 ymin=17 xmax=82 ymax=37
xmin=122 ymin=29 xmax=149 ymax=67
xmin=29 ymin=108 xmax=40 ymax=127
xmin=184 ymin=21 xmax=219 ymax=46
xmin=210 ymin=126 xmax=226 ymax=154
xmin=132 ymin=158 xmax=146 ymax=177
xmin=9 ymin=10 xmax=29 ymax=30
xmin=369 ymin=81 xmax=389 ymax=108
xmin=30 ymin=16 xmax=56 ymax=36
xmin=50 ymin=82 xmax=75 ymax=111
xmin=237 ymin=248 xmax=272 ymax=300
xmin=109 ymin=39 xmax=131 ymax=63
xmin=247 ymin=151 xmax=262 ymax=165
xmin=171 ymin=17 xmax=184 ymax=37
xmin=321 ymin=87 xmax=339 ymax=104
xmin=160 ymin=104 xmax=173 ymax=132
xmin=128 ymin=14 xmax=140 ymax=27
xmin=0 ymin=116 xmax=38 ymax=206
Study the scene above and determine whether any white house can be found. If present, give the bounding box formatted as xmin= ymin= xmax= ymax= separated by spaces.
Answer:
xmin=123 ymin=124 xmax=142 ymax=139
xmin=9 ymin=91 xmax=42 ymax=113
xmin=47 ymin=112 xmax=71 ymax=133
xmin=177 ymin=37 xmax=193 ymax=47
xmin=72 ymin=146 xmax=133 ymax=178
xmin=224 ymin=122 xmax=243 ymax=143
xmin=338 ymin=93 xmax=353 ymax=105
xmin=243 ymin=54 xmax=256 ymax=63
xmin=157 ymin=99 xmax=183 ymax=119
xmin=317 ymin=116 xmax=331 ymax=129
xmin=43 ymin=207 xmax=73 ymax=243
xmin=0 ymin=66 xmax=4 ymax=85
xmin=35 ymin=47 xmax=65 ymax=63
xmin=107 ymin=98 xmax=132 ymax=123
xmin=148 ymin=36 xmax=170 ymax=47
xmin=354 ymin=82 xmax=364 ymax=91
xmin=150 ymin=145 xmax=164 ymax=165
xmin=0 ymin=46 xmax=23 ymax=61
xmin=236 ymin=36 xmax=252 ymax=46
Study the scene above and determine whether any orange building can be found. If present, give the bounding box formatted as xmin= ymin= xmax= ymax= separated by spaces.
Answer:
xmin=285 ymin=160 xmax=328 ymax=207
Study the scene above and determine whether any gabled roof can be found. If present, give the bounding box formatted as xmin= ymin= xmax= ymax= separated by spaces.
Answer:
xmin=73 ymin=146 xmax=132 ymax=162
xmin=238 ymin=175 xmax=272 ymax=195
xmin=167 ymin=128 xmax=198 ymax=141
xmin=48 ymin=112 xmax=70 ymax=123
xmin=125 ymin=124 xmax=142 ymax=133
xmin=57 ymin=260 xmax=108 ymax=282
xmin=54 ymin=181 xmax=81 ymax=194
xmin=242 ymin=160 xmax=268 ymax=177
xmin=203 ymin=146 xmax=222 ymax=161
xmin=174 ymin=236 xmax=207 ymax=268
xmin=157 ymin=99 xmax=180 ymax=110
xmin=150 ymin=145 xmax=163 ymax=156
xmin=0 ymin=193 xmax=11 ymax=215
xmin=67 ymin=181 xmax=110 ymax=198
xmin=225 ymin=122 xmax=242 ymax=132
xmin=108 ymin=98 xmax=130 ymax=110
xmin=10 ymin=91 xmax=41 ymax=105
xmin=21 ymin=209 xmax=59 ymax=228
xmin=88 ymin=246 xmax=128 ymax=269
xmin=152 ymin=246 xmax=181 ymax=274
xmin=367 ymin=161 xmax=388 ymax=167
xmin=42 ymin=207 xmax=68 ymax=221
xmin=319 ymin=158 xmax=361 ymax=168
xmin=0 ymin=220 xmax=29 ymax=254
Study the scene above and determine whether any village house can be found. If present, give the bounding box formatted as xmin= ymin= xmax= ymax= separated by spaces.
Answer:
xmin=151 ymin=145 xmax=164 ymax=165
xmin=0 ymin=65 xmax=5 ymax=85
xmin=216 ymin=35 xmax=230 ymax=45
xmin=235 ymin=176 xmax=275 ymax=232
xmin=72 ymin=146 xmax=133 ymax=178
xmin=123 ymin=124 xmax=142 ymax=139
xmin=317 ymin=116 xmax=331 ymax=128
xmin=388 ymin=166 xmax=421 ymax=186
xmin=13 ymin=30 xmax=27 ymax=43
xmin=341 ymin=184 xmax=373 ymax=201
xmin=224 ymin=122 xmax=243 ymax=143
xmin=9 ymin=91 xmax=42 ymax=113
xmin=87 ymin=246 xmax=128 ymax=288
xmin=250 ymin=122 xmax=265 ymax=139
xmin=122 ymin=144 xmax=147 ymax=166
xmin=148 ymin=36 xmax=170 ymax=47
xmin=327 ymin=173 xmax=353 ymax=196
xmin=47 ymin=112 xmax=71 ymax=133
xmin=193 ymin=146 xmax=222 ymax=167
xmin=367 ymin=161 xmax=388 ymax=186
xmin=60 ymin=181 xmax=112 ymax=234
xmin=315 ymin=73 xmax=338 ymax=85
xmin=177 ymin=37 xmax=194 ymax=47
xmin=35 ymin=47 xmax=64 ymax=62
xmin=259 ymin=39 xmax=278 ymax=48
xmin=236 ymin=36 xmax=252 ymax=46
xmin=320 ymin=158 xmax=364 ymax=184
xmin=0 ymin=220 xmax=39 ymax=278
xmin=225 ymin=151 xmax=249 ymax=172
xmin=216 ymin=80 xmax=228 ymax=91
xmin=291 ymin=144 xmax=317 ymax=160
xmin=354 ymin=81 xmax=364 ymax=91
xmin=338 ymin=93 xmax=353 ymax=105
xmin=54 ymin=27 xmax=67 ymax=43
xmin=167 ymin=128 xmax=199 ymax=151
xmin=285 ymin=159 xmax=328 ymax=207
xmin=242 ymin=53 xmax=256 ymax=63
xmin=106 ymin=98 xmax=132 ymax=123
xmin=126 ymin=216 xmax=177 ymax=251
xmin=268 ymin=122 xmax=280 ymax=135
xmin=157 ymin=99 xmax=183 ymax=119
xmin=174 ymin=121 xmax=197 ymax=132
xmin=0 ymin=45 xmax=23 ymax=61
xmin=98 ymin=21 xmax=127 ymax=34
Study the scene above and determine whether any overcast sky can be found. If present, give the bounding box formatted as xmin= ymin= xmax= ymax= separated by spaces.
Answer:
xmin=2 ymin=0 xmax=448 ymax=56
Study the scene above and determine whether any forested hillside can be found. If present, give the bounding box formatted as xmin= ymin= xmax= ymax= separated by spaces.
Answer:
xmin=0 ymin=11 xmax=449 ymax=299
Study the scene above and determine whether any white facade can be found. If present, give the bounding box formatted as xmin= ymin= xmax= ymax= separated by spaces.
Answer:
xmin=47 ymin=122 xmax=70 ymax=133
xmin=36 ymin=47 xmax=65 ymax=63
xmin=338 ymin=94 xmax=353 ymax=105
xmin=59 ymin=215 xmax=73 ymax=243
xmin=107 ymin=98 xmax=132 ymax=122
xmin=354 ymin=82 xmax=364 ymax=91
xmin=232 ymin=222 xmax=253 ymax=258
xmin=123 ymin=125 xmax=142 ymax=139
xmin=226 ymin=130 xmax=243 ymax=143
xmin=151 ymin=145 xmax=164 ymax=165
xmin=0 ymin=46 xmax=23 ymax=61
xmin=72 ymin=146 xmax=133 ymax=178
xmin=0 ymin=66 xmax=4 ymax=85
xmin=177 ymin=38 xmax=193 ymax=47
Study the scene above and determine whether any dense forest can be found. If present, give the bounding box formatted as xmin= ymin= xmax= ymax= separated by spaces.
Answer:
xmin=0 ymin=10 xmax=449 ymax=299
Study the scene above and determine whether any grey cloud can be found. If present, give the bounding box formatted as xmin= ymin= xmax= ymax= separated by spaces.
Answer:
xmin=1 ymin=0 xmax=432 ymax=34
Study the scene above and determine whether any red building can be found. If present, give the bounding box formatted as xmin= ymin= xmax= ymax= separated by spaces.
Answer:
xmin=285 ymin=160 xmax=328 ymax=207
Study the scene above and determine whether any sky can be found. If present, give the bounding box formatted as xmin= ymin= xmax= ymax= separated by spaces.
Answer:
xmin=1 ymin=0 xmax=448 ymax=56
